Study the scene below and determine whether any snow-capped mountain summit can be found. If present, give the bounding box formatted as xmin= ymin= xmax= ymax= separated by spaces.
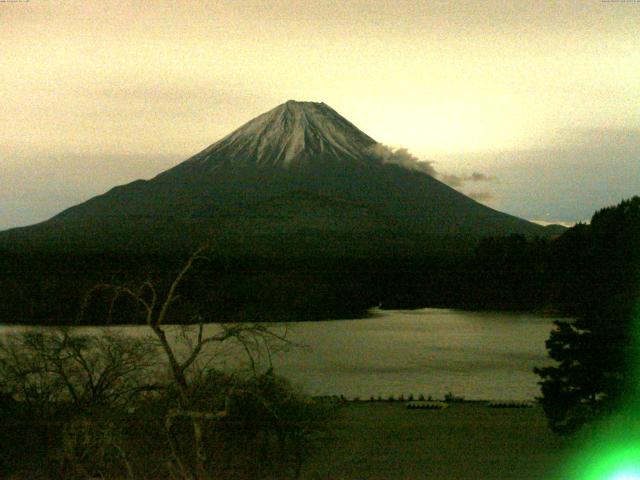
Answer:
xmin=161 ymin=100 xmax=377 ymax=176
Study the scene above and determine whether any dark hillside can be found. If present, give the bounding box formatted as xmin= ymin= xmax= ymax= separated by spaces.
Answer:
xmin=0 ymin=101 xmax=558 ymax=323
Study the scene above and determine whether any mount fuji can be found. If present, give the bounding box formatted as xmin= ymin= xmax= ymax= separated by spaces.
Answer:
xmin=0 ymin=101 xmax=549 ymax=256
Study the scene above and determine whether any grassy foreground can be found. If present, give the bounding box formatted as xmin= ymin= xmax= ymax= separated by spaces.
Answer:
xmin=301 ymin=402 xmax=575 ymax=480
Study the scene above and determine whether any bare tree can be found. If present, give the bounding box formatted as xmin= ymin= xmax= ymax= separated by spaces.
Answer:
xmin=0 ymin=328 xmax=159 ymax=479
xmin=80 ymin=245 xmax=295 ymax=479
xmin=0 ymin=328 xmax=157 ymax=412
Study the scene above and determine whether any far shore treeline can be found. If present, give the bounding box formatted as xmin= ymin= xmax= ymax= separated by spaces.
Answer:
xmin=0 ymin=196 xmax=638 ymax=325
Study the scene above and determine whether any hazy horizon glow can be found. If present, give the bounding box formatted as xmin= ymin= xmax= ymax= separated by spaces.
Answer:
xmin=2 ymin=0 xmax=639 ymax=229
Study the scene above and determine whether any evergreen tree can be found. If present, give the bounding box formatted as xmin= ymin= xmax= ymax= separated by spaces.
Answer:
xmin=535 ymin=197 xmax=640 ymax=434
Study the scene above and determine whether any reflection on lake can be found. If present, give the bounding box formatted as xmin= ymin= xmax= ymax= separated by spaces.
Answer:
xmin=0 ymin=308 xmax=559 ymax=401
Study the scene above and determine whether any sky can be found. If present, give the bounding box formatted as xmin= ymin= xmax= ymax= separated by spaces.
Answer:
xmin=2 ymin=0 xmax=639 ymax=229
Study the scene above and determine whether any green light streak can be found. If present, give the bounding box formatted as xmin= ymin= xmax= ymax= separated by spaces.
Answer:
xmin=558 ymin=303 xmax=640 ymax=480
xmin=565 ymin=440 xmax=640 ymax=480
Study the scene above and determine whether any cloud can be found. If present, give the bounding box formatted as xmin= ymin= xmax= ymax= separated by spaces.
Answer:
xmin=470 ymin=172 xmax=492 ymax=182
xmin=366 ymin=143 xmax=496 ymax=195
xmin=466 ymin=191 xmax=494 ymax=203
xmin=434 ymin=127 xmax=640 ymax=224
xmin=365 ymin=143 xmax=437 ymax=176
xmin=439 ymin=171 xmax=495 ymax=188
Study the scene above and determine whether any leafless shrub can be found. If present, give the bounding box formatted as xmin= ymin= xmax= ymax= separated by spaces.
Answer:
xmin=0 ymin=328 xmax=158 ymax=413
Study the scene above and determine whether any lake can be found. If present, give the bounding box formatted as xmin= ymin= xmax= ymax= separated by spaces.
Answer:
xmin=0 ymin=308 xmax=559 ymax=401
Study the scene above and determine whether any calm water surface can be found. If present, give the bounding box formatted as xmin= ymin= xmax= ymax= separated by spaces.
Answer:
xmin=0 ymin=308 xmax=559 ymax=401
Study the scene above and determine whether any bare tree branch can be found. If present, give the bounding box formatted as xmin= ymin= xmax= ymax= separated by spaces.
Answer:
xmin=155 ymin=244 xmax=209 ymax=328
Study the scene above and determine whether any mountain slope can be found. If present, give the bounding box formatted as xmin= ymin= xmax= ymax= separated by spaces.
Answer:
xmin=0 ymin=100 xmax=547 ymax=255
xmin=165 ymin=100 xmax=377 ymax=172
